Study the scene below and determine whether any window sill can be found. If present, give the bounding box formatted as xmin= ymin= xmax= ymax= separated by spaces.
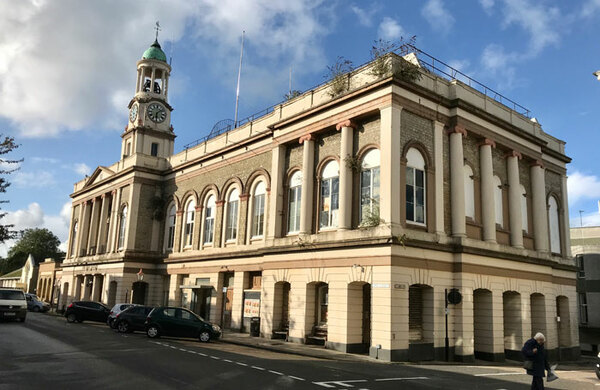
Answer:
xmin=318 ymin=227 xmax=338 ymax=233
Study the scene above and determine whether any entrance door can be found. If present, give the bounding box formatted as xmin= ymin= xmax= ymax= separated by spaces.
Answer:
xmin=317 ymin=284 xmax=328 ymax=325
xmin=132 ymin=282 xmax=147 ymax=305
xmin=362 ymin=283 xmax=371 ymax=346
xmin=192 ymin=288 xmax=212 ymax=321
xmin=221 ymin=272 xmax=234 ymax=329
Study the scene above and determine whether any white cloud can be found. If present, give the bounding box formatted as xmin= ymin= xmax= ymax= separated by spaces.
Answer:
xmin=480 ymin=44 xmax=518 ymax=89
xmin=350 ymin=4 xmax=378 ymax=27
xmin=568 ymin=171 xmax=600 ymax=204
xmin=378 ymin=17 xmax=405 ymax=40
xmin=31 ymin=156 xmax=59 ymax=164
xmin=0 ymin=0 xmax=332 ymax=138
xmin=421 ymin=0 xmax=455 ymax=35
xmin=479 ymin=0 xmax=495 ymax=14
xmin=580 ymin=0 xmax=600 ymax=18
xmin=12 ymin=170 xmax=56 ymax=188
xmin=570 ymin=212 xmax=600 ymax=228
xmin=0 ymin=201 xmax=71 ymax=257
xmin=73 ymin=163 xmax=91 ymax=176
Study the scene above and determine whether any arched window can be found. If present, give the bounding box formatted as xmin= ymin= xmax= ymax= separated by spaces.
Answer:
xmin=406 ymin=148 xmax=425 ymax=224
xmin=225 ymin=188 xmax=239 ymax=242
xmin=493 ymin=175 xmax=503 ymax=227
xmin=203 ymin=195 xmax=216 ymax=245
xmin=319 ymin=160 xmax=339 ymax=229
xmin=70 ymin=221 xmax=78 ymax=257
xmin=183 ymin=199 xmax=195 ymax=248
xmin=360 ymin=149 xmax=380 ymax=225
xmin=464 ymin=165 xmax=475 ymax=219
xmin=548 ymin=196 xmax=561 ymax=253
xmin=520 ymin=185 xmax=528 ymax=233
xmin=165 ymin=204 xmax=176 ymax=250
xmin=251 ymin=181 xmax=266 ymax=238
xmin=288 ymin=171 xmax=302 ymax=233
xmin=117 ymin=205 xmax=127 ymax=250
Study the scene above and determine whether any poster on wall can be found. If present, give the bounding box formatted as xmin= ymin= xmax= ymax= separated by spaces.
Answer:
xmin=243 ymin=291 xmax=261 ymax=318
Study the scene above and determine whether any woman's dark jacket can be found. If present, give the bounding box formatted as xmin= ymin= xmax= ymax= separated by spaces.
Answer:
xmin=522 ymin=338 xmax=551 ymax=377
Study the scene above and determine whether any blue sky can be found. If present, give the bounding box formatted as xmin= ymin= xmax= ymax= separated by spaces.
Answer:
xmin=1 ymin=0 xmax=600 ymax=254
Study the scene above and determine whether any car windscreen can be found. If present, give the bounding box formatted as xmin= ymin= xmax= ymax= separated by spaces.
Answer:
xmin=0 ymin=290 xmax=25 ymax=300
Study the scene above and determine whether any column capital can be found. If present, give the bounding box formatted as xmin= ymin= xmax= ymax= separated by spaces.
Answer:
xmin=194 ymin=206 xmax=203 ymax=212
xmin=111 ymin=189 xmax=117 ymax=195
xmin=530 ymin=159 xmax=545 ymax=169
xmin=100 ymin=193 xmax=106 ymax=199
xmin=446 ymin=125 xmax=467 ymax=136
xmin=216 ymin=200 xmax=226 ymax=207
xmin=299 ymin=133 xmax=313 ymax=144
xmin=505 ymin=150 xmax=522 ymax=160
xmin=239 ymin=194 xmax=250 ymax=201
xmin=335 ymin=120 xmax=357 ymax=131
xmin=479 ymin=138 xmax=496 ymax=148
xmin=176 ymin=210 xmax=184 ymax=216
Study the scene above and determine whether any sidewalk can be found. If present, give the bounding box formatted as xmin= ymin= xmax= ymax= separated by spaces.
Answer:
xmin=219 ymin=331 xmax=596 ymax=370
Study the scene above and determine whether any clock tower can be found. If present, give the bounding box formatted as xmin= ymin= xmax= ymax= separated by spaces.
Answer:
xmin=121 ymin=37 xmax=175 ymax=160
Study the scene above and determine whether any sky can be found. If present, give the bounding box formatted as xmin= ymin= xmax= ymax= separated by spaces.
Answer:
xmin=0 ymin=0 xmax=600 ymax=256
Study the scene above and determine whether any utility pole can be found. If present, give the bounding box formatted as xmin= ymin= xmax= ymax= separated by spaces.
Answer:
xmin=579 ymin=210 xmax=585 ymax=227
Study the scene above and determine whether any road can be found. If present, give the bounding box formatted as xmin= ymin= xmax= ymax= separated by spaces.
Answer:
xmin=0 ymin=313 xmax=596 ymax=389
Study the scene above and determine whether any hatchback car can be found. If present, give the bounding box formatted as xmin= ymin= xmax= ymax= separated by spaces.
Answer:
xmin=107 ymin=303 xmax=135 ymax=328
xmin=114 ymin=305 xmax=154 ymax=333
xmin=0 ymin=288 xmax=27 ymax=322
xmin=25 ymin=294 xmax=50 ymax=312
xmin=65 ymin=301 xmax=110 ymax=323
xmin=145 ymin=307 xmax=221 ymax=342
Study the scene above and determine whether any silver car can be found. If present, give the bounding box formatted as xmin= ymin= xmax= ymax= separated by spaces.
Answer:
xmin=107 ymin=303 xmax=135 ymax=328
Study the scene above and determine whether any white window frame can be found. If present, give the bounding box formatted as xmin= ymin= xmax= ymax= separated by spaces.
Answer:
xmin=183 ymin=199 xmax=195 ymax=248
xmin=360 ymin=149 xmax=380 ymax=225
xmin=164 ymin=204 xmax=176 ymax=251
xmin=493 ymin=175 xmax=503 ymax=227
xmin=224 ymin=188 xmax=239 ymax=243
xmin=405 ymin=148 xmax=426 ymax=226
xmin=203 ymin=195 xmax=216 ymax=246
xmin=464 ymin=165 xmax=475 ymax=219
xmin=319 ymin=160 xmax=339 ymax=230
xmin=250 ymin=181 xmax=266 ymax=239
xmin=287 ymin=171 xmax=302 ymax=234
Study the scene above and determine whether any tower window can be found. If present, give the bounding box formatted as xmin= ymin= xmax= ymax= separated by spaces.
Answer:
xmin=151 ymin=143 xmax=159 ymax=157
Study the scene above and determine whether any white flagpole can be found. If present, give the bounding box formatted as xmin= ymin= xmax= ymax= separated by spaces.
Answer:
xmin=234 ymin=31 xmax=245 ymax=128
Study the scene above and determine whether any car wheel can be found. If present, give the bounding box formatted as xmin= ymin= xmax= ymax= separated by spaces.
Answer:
xmin=109 ymin=319 xmax=118 ymax=329
xmin=32 ymin=306 xmax=40 ymax=313
xmin=199 ymin=330 xmax=211 ymax=343
xmin=147 ymin=325 xmax=160 ymax=338
xmin=67 ymin=313 xmax=77 ymax=323
xmin=117 ymin=321 xmax=130 ymax=333
xmin=76 ymin=319 xmax=83 ymax=323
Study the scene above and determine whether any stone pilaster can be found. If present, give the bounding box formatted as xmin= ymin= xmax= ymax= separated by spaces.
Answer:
xmin=530 ymin=161 xmax=549 ymax=253
xmin=173 ymin=210 xmax=184 ymax=253
xmin=379 ymin=105 xmax=402 ymax=232
xmin=449 ymin=126 xmax=467 ymax=237
xmin=506 ymin=151 xmax=524 ymax=248
xmin=336 ymin=120 xmax=356 ymax=230
xmin=267 ymin=144 xmax=285 ymax=241
xmin=433 ymin=121 xmax=445 ymax=235
xmin=479 ymin=139 xmax=496 ymax=243
xmin=299 ymin=134 xmax=315 ymax=235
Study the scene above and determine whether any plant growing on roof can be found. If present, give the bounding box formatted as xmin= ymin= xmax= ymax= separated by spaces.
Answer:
xmin=325 ymin=56 xmax=354 ymax=98
xmin=343 ymin=154 xmax=361 ymax=173
xmin=368 ymin=36 xmax=422 ymax=83
xmin=284 ymin=90 xmax=302 ymax=101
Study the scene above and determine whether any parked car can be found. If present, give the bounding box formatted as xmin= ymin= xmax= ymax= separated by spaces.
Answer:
xmin=65 ymin=301 xmax=110 ymax=323
xmin=0 ymin=288 xmax=27 ymax=322
xmin=114 ymin=305 xmax=154 ymax=333
xmin=107 ymin=303 xmax=135 ymax=329
xmin=144 ymin=307 xmax=221 ymax=342
xmin=25 ymin=293 xmax=50 ymax=312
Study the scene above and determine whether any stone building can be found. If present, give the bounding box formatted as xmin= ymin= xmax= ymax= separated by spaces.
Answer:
xmin=59 ymin=39 xmax=579 ymax=362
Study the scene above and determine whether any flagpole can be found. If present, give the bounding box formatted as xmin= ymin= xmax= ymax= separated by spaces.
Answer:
xmin=234 ymin=31 xmax=245 ymax=128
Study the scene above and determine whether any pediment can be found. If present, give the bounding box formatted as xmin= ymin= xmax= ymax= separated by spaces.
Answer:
xmin=83 ymin=166 xmax=115 ymax=188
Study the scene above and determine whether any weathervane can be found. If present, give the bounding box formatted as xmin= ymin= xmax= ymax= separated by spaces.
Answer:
xmin=154 ymin=21 xmax=161 ymax=41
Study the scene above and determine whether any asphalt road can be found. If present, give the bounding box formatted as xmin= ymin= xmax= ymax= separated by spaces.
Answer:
xmin=0 ymin=313 xmax=594 ymax=390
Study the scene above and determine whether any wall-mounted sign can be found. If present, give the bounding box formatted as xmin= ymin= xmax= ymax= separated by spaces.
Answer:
xmin=243 ymin=298 xmax=260 ymax=318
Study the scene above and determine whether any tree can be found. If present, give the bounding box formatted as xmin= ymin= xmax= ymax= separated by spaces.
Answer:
xmin=0 ymin=135 xmax=22 ymax=243
xmin=0 ymin=228 xmax=64 ymax=275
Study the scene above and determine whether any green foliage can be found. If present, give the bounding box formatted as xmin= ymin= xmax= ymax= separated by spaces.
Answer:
xmin=369 ymin=39 xmax=398 ymax=77
xmin=393 ymin=58 xmax=423 ymax=83
xmin=0 ymin=135 xmax=22 ymax=244
xmin=0 ymin=228 xmax=63 ymax=275
xmin=343 ymin=154 xmax=361 ymax=173
xmin=325 ymin=56 xmax=353 ymax=98
xmin=368 ymin=37 xmax=422 ymax=84
xmin=360 ymin=201 xmax=381 ymax=228
xmin=284 ymin=90 xmax=302 ymax=100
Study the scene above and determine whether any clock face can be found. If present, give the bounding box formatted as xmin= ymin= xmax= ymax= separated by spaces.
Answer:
xmin=147 ymin=103 xmax=167 ymax=123
xmin=129 ymin=103 xmax=138 ymax=123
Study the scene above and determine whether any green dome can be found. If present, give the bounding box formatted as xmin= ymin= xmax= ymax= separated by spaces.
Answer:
xmin=142 ymin=39 xmax=167 ymax=62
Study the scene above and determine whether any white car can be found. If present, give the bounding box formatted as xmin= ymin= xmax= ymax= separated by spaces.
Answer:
xmin=0 ymin=288 xmax=27 ymax=322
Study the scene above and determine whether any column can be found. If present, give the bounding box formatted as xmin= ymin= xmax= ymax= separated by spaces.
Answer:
xmin=433 ymin=122 xmax=445 ymax=235
xmin=214 ymin=200 xmax=226 ymax=247
xmin=230 ymin=271 xmax=248 ymax=330
xmin=96 ymin=194 xmax=110 ymax=254
xmin=87 ymin=198 xmax=100 ymax=254
xmin=449 ymin=126 xmax=467 ymax=237
xmin=299 ymin=134 xmax=315 ymax=235
xmin=507 ymin=151 xmax=524 ymax=248
xmin=561 ymin=175 xmax=572 ymax=257
xmin=479 ymin=139 xmax=496 ymax=243
xmin=125 ymin=182 xmax=142 ymax=250
xmin=66 ymin=205 xmax=77 ymax=258
xmin=530 ymin=161 xmax=549 ymax=253
xmin=267 ymin=144 xmax=285 ymax=241
xmin=82 ymin=276 xmax=91 ymax=300
xmin=172 ymin=210 xmax=184 ymax=252
xmin=150 ymin=67 xmax=156 ymax=92
xmin=92 ymin=275 xmax=103 ymax=302
xmin=107 ymin=189 xmax=120 ymax=253
xmin=164 ymin=73 xmax=169 ymax=99
xmin=379 ymin=105 xmax=402 ymax=231
xmin=192 ymin=205 xmax=203 ymax=250
xmin=337 ymin=120 xmax=355 ymax=230
xmin=135 ymin=67 xmax=141 ymax=93
xmin=101 ymin=275 xmax=111 ymax=304
xmin=77 ymin=201 xmax=92 ymax=257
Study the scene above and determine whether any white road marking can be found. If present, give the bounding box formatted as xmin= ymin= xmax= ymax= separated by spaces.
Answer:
xmin=197 ymin=352 xmax=207 ymax=356
xmin=251 ymin=366 xmax=265 ymax=371
xmin=268 ymin=370 xmax=284 ymax=376
xmin=179 ymin=348 xmax=186 ymax=351
xmin=223 ymin=359 xmax=233 ymax=363
xmin=374 ymin=377 xmax=429 ymax=381
xmin=313 ymin=380 xmax=367 ymax=388
xmin=288 ymin=376 xmax=305 ymax=381
xmin=475 ymin=372 xmax=524 ymax=377
xmin=210 ymin=356 xmax=220 ymax=360
xmin=236 ymin=362 xmax=248 ymax=366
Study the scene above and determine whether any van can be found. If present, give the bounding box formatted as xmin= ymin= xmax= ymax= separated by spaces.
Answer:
xmin=0 ymin=288 xmax=27 ymax=322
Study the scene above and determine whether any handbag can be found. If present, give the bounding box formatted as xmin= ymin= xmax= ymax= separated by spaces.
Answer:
xmin=523 ymin=360 xmax=533 ymax=370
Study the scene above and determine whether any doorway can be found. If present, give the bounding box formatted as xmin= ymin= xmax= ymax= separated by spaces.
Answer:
xmin=192 ymin=288 xmax=212 ymax=321
xmin=132 ymin=281 xmax=147 ymax=305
